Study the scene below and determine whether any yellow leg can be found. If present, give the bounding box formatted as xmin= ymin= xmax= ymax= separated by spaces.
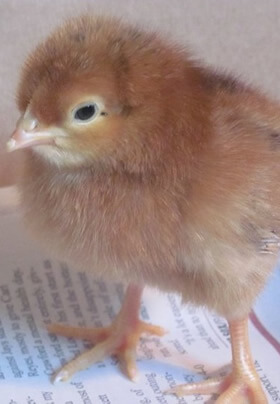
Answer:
xmin=48 ymin=284 xmax=166 ymax=383
xmin=167 ymin=316 xmax=267 ymax=404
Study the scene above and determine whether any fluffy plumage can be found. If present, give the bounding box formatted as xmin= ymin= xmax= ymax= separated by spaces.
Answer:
xmin=9 ymin=15 xmax=280 ymax=402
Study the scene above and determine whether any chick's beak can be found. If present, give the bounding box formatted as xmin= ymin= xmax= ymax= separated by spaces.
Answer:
xmin=7 ymin=117 xmax=55 ymax=152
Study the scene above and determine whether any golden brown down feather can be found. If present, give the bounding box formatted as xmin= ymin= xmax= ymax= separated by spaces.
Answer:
xmin=15 ymin=16 xmax=280 ymax=321
xmin=8 ymin=15 xmax=280 ymax=402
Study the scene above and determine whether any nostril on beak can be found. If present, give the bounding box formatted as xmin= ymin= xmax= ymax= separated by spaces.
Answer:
xmin=23 ymin=119 xmax=38 ymax=132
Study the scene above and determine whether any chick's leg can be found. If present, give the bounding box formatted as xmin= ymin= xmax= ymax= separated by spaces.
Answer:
xmin=168 ymin=316 xmax=267 ymax=403
xmin=48 ymin=284 xmax=165 ymax=383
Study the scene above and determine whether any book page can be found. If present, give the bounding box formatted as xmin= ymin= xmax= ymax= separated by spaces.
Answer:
xmin=0 ymin=188 xmax=279 ymax=404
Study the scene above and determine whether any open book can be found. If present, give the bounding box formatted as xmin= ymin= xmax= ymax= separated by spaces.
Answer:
xmin=0 ymin=187 xmax=279 ymax=404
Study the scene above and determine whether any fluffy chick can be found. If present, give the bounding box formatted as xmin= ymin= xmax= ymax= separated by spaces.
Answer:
xmin=8 ymin=15 xmax=280 ymax=403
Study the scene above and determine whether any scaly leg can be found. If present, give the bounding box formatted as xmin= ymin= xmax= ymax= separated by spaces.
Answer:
xmin=48 ymin=284 xmax=166 ymax=383
xmin=167 ymin=316 xmax=267 ymax=403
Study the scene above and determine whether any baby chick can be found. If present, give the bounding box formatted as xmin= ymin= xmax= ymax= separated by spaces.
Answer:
xmin=7 ymin=15 xmax=280 ymax=403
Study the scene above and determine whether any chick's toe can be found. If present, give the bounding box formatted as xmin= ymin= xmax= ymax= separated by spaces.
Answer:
xmin=48 ymin=285 xmax=165 ymax=382
xmin=167 ymin=317 xmax=267 ymax=404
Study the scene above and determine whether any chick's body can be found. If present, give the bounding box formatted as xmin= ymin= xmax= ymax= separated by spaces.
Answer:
xmin=22 ymin=107 xmax=280 ymax=320
xmin=10 ymin=16 xmax=280 ymax=402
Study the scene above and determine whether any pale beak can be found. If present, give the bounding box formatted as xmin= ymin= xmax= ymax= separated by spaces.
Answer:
xmin=7 ymin=116 xmax=55 ymax=152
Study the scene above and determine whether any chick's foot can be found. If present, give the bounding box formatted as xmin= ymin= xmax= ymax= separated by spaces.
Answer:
xmin=167 ymin=317 xmax=267 ymax=404
xmin=167 ymin=373 xmax=266 ymax=403
xmin=48 ymin=284 xmax=166 ymax=383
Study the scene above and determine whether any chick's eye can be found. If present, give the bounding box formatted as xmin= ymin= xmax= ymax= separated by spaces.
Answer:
xmin=74 ymin=104 xmax=97 ymax=122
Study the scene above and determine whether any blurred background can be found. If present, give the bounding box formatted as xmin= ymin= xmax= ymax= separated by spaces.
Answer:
xmin=1 ymin=0 xmax=280 ymax=186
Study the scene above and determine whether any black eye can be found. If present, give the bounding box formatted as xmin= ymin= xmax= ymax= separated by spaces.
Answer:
xmin=74 ymin=104 xmax=96 ymax=121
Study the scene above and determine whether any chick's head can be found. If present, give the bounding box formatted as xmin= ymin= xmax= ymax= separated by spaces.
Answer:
xmin=9 ymin=16 xmax=201 ymax=172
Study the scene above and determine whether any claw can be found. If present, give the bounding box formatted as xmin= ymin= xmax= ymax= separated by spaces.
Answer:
xmin=119 ymin=348 xmax=139 ymax=381
xmin=52 ymin=369 xmax=70 ymax=384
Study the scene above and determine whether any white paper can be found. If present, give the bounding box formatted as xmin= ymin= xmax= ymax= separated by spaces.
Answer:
xmin=0 ymin=189 xmax=279 ymax=404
